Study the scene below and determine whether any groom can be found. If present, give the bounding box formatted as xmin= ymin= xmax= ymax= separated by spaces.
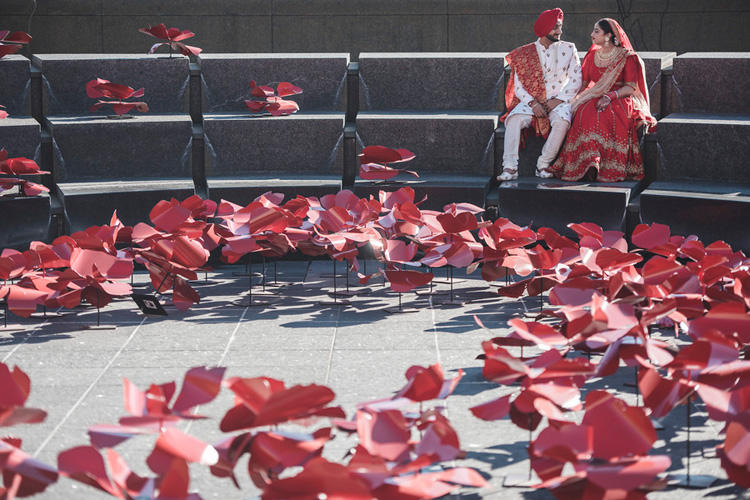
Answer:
xmin=498 ymin=8 xmax=582 ymax=181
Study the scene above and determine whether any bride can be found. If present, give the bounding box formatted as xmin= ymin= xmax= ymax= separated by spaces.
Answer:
xmin=547 ymin=18 xmax=656 ymax=182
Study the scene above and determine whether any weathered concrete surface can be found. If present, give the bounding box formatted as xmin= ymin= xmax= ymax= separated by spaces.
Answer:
xmin=33 ymin=54 xmax=190 ymax=115
xmin=3 ymin=1 xmax=748 ymax=56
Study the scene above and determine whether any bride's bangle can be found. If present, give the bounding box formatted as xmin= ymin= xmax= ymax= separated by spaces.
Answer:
xmin=606 ymin=91 xmax=618 ymax=100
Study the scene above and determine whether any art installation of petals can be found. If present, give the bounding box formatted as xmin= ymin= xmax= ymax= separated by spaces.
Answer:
xmin=260 ymin=458 xmax=372 ymax=500
xmin=221 ymin=377 xmax=344 ymax=431
xmin=86 ymin=78 xmax=149 ymax=115
xmin=358 ymin=146 xmax=417 ymax=181
xmin=383 ymin=269 xmax=433 ymax=293
xmin=394 ymin=364 xmax=463 ymax=402
xmin=0 ymin=438 xmax=58 ymax=498
xmin=470 ymin=394 xmax=512 ymax=421
xmin=0 ymin=30 xmax=31 ymax=59
xmin=246 ymin=81 xmax=302 ymax=116
xmin=0 ymin=363 xmax=47 ymax=427
xmin=139 ymin=24 xmax=202 ymax=56
xmin=4 ymin=181 xmax=750 ymax=496
xmin=581 ymin=390 xmax=658 ymax=459
xmin=356 ymin=408 xmax=411 ymax=462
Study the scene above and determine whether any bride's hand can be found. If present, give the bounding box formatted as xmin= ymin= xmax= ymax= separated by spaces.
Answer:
xmin=596 ymin=96 xmax=610 ymax=111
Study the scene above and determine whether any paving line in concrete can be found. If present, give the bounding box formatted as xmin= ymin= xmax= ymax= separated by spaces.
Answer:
xmin=215 ymin=307 xmax=249 ymax=368
xmin=324 ymin=307 xmax=340 ymax=386
xmin=32 ymin=316 xmax=148 ymax=458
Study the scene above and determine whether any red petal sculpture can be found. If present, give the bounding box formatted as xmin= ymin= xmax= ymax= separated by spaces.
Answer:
xmin=0 ymin=31 xmax=31 ymax=59
xmin=86 ymin=78 xmax=149 ymax=115
xmin=139 ymin=23 xmax=202 ymax=56
xmin=220 ymin=377 xmax=345 ymax=432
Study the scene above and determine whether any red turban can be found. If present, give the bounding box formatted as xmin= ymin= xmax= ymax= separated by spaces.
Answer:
xmin=534 ymin=8 xmax=563 ymax=38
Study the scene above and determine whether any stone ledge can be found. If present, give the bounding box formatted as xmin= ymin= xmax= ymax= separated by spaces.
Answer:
xmin=672 ymin=53 xmax=750 ymax=113
xmin=638 ymin=180 xmax=750 ymax=251
xmin=639 ymin=52 xmax=676 ymax=116
xmin=0 ymin=194 xmax=51 ymax=250
xmin=58 ymin=179 xmax=196 ymax=232
xmin=207 ymin=175 xmax=342 ymax=207
xmin=33 ymin=54 xmax=191 ymax=115
xmin=356 ymin=111 xmax=498 ymax=175
xmin=0 ymin=55 xmax=31 ymax=116
xmin=0 ymin=117 xmax=41 ymax=159
xmin=497 ymin=177 xmax=643 ymax=236
xmin=203 ymin=112 xmax=346 ymax=176
xmin=353 ymin=174 xmax=489 ymax=212
xmin=358 ymin=53 xmax=505 ymax=111
xmin=46 ymin=114 xmax=193 ymax=182
xmin=657 ymin=113 xmax=750 ymax=183
xmin=198 ymin=53 xmax=349 ymax=112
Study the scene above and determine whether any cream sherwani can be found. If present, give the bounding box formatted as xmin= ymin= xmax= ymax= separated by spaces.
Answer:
xmin=504 ymin=40 xmax=582 ymax=170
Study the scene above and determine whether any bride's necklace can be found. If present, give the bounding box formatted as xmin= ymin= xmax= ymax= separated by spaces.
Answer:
xmin=596 ymin=48 xmax=617 ymax=63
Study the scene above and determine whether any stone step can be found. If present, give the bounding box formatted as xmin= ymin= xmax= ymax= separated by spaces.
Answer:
xmin=57 ymin=179 xmax=196 ymax=233
xmin=0 ymin=117 xmax=40 ymax=160
xmin=637 ymin=51 xmax=675 ymax=116
xmin=198 ymin=53 xmax=349 ymax=113
xmin=503 ymin=127 xmax=658 ymax=182
xmin=203 ymin=112 xmax=346 ymax=177
xmin=0 ymin=194 xmax=52 ymax=250
xmin=33 ymin=54 xmax=191 ymax=115
xmin=356 ymin=111 xmax=498 ymax=176
xmin=45 ymin=115 xmax=193 ymax=182
xmin=638 ymin=180 xmax=750 ymax=251
xmin=354 ymin=175 xmax=490 ymax=212
xmin=358 ymin=52 xmax=506 ymax=111
xmin=208 ymin=175 xmax=342 ymax=207
xmin=671 ymin=53 xmax=750 ymax=114
xmin=0 ymin=54 xmax=31 ymax=116
xmin=657 ymin=113 xmax=750 ymax=183
xmin=496 ymin=177 xmax=644 ymax=236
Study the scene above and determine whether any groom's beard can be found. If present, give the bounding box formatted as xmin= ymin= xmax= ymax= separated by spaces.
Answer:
xmin=546 ymin=34 xmax=561 ymax=43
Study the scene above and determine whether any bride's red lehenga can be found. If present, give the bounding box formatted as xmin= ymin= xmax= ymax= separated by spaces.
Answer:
xmin=548 ymin=19 xmax=656 ymax=182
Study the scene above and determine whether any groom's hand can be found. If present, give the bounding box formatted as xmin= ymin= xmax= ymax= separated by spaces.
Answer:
xmin=544 ymin=98 xmax=563 ymax=113
xmin=531 ymin=102 xmax=548 ymax=118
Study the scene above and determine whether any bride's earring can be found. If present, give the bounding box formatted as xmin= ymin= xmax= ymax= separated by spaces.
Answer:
xmin=605 ymin=37 xmax=610 ymax=47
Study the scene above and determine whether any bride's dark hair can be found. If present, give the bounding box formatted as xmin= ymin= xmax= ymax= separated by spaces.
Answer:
xmin=597 ymin=19 xmax=619 ymax=46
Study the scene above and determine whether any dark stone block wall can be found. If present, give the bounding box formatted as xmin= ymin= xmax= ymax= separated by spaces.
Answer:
xmin=2 ymin=0 xmax=748 ymax=58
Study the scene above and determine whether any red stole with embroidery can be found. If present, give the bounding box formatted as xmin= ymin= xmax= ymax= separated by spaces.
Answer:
xmin=501 ymin=43 xmax=551 ymax=138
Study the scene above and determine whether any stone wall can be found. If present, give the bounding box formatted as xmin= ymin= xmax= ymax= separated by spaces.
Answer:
xmin=2 ymin=0 xmax=748 ymax=58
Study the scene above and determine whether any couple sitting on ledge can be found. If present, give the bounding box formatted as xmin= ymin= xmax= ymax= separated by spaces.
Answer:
xmin=499 ymin=8 xmax=656 ymax=183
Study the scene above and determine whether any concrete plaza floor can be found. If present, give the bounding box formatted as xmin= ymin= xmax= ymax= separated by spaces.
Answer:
xmin=1 ymin=260 xmax=747 ymax=499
